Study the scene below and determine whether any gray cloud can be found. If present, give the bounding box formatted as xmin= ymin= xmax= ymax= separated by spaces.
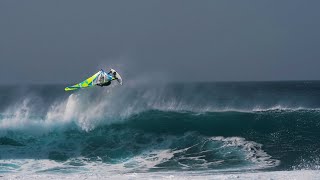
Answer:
xmin=0 ymin=0 xmax=319 ymax=84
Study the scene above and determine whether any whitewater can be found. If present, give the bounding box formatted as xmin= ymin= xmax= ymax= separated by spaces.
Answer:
xmin=1 ymin=81 xmax=320 ymax=179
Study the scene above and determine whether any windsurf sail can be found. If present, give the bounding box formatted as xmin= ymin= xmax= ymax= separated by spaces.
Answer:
xmin=64 ymin=69 xmax=122 ymax=91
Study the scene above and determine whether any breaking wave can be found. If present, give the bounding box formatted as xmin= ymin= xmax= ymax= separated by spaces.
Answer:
xmin=1 ymin=81 xmax=320 ymax=174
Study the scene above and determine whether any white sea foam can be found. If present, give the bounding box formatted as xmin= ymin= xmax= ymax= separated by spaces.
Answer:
xmin=210 ymin=136 xmax=280 ymax=169
xmin=2 ymin=165 xmax=320 ymax=180
xmin=0 ymin=85 xmax=138 ymax=132
xmin=0 ymin=133 xmax=280 ymax=175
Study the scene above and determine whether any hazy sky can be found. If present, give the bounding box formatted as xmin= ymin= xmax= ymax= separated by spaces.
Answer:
xmin=1 ymin=0 xmax=320 ymax=84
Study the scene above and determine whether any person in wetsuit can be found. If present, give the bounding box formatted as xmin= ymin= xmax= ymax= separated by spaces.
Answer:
xmin=97 ymin=70 xmax=117 ymax=87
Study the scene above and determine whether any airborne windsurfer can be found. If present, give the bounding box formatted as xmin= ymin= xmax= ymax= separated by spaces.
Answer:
xmin=97 ymin=69 xmax=118 ymax=87
xmin=64 ymin=68 xmax=122 ymax=91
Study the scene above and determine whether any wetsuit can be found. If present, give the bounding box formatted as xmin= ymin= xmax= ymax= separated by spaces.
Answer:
xmin=97 ymin=81 xmax=111 ymax=87
xmin=97 ymin=73 xmax=116 ymax=87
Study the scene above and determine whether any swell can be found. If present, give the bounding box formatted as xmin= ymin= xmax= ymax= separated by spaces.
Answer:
xmin=115 ymin=109 xmax=320 ymax=170
xmin=125 ymin=110 xmax=320 ymax=170
xmin=1 ymin=82 xmax=320 ymax=172
xmin=1 ymin=110 xmax=320 ymax=172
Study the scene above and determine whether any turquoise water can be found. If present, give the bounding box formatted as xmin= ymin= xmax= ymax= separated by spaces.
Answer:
xmin=1 ymin=81 xmax=320 ymax=175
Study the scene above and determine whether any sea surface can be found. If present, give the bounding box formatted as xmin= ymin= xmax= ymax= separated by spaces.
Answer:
xmin=1 ymin=81 xmax=320 ymax=179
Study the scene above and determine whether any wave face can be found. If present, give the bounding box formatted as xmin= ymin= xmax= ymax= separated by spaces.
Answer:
xmin=1 ymin=81 xmax=320 ymax=174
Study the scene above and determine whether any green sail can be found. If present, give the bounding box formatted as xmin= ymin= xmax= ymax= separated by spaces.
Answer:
xmin=64 ymin=71 xmax=101 ymax=91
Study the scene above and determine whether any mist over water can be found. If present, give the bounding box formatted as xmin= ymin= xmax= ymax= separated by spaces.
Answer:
xmin=1 ymin=81 xmax=320 ymax=177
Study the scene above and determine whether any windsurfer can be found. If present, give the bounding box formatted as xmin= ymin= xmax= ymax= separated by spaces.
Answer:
xmin=97 ymin=69 xmax=117 ymax=87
